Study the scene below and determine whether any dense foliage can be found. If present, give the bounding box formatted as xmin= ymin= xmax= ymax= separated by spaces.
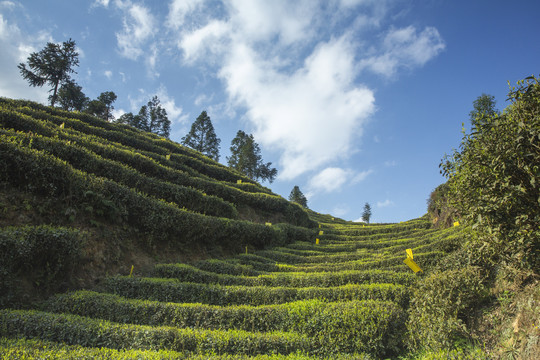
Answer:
xmin=441 ymin=76 xmax=540 ymax=271
xmin=182 ymin=111 xmax=221 ymax=161
xmin=18 ymin=39 xmax=79 ymax=107
xmin=288 ymin=186 xmax=308 ymax=208
xmin=227 ymin=130 xmax=278 ymax=183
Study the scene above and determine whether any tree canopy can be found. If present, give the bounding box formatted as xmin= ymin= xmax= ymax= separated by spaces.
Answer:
xmin=469 ymin=93 xmax=498 ymax=133
xmin=182 ymin=111 xmax=221 ymax=161
xmin=441 ymin=76 xmax=540 ymax=271
xmin=57 ymin=80 xmax=87 ymax=111
xmin=18 ymin=39 xmax=79 ymax=107
xmin=289 ymin=186 xmax=308 ymax=208
xmin=116 ymin=96 xmax=171 ymax=138
xmin=362 ymin=203 xmax=372 ymax=224
xmin=227 ymin=130 xmax=277 ymax=183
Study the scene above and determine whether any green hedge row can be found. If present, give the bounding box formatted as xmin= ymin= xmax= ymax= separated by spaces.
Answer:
xmin=192 ymin=259 xmax=262 ymax=277
xmin=0 ymin=141 xmax=305 ymax=251
xmin=153 ymin=263 xmax=415 ymax=287
xmin=0 ymin=225 xmax=83 ymax=307
xmin=101 ymin=277 xmax=410 ymax=307
xmin=0 ymin=337 xmax=373 ymax=360
xmin=0 ymin=106 xmax=313 ymax=227
xmin=231 ymin=251 xmax=444 ymax=274
xmin=0 ymin=130 xmax=238 ymax=219
xmin=45 ymin=291 xmax=405 ymax=356
xmin=2 ymin=100 xmax=263 ymax=187
xmin=0 ymin=310 xmax=311 ymax=356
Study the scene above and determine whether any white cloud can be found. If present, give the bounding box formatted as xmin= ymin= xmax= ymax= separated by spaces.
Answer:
xmin=156 ymin=85 xmax=186 ymax=125
xmin=308 ymin=167 xmax=371 ymax=194
xmin=166 ymin=0 xmax=205 ymax=30
xmin=104 ymin=70 xmax=113 ymax=79
xmin=115 ymin=2 xmax=156 ymax=60
xmin=220 ymin=36 xmax=375 ymax=178
xmin=359 ymin=26 xmax=445 ymax=77
xmin=0 ymin=12 xmax=51 ymax=103
xmin=377 ymin=199 xmax=394 ymax=208
xmin=309 ymin=167 xmax=351 ymax=193
xmin=168 ymin=1 xmax=444 ymax=179
xmin=92 ymin=0 xmax=110 ymax=8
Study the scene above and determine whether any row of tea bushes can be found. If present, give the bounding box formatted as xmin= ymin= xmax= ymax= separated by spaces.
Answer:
xmin=101 ymin=276 xmax=411 ymax=307
xmin=0 ymin=130 xmax=238 ymax=219
xmin=0 ymin=140 xmax=312 ymax=251
xmin=0 ymin=337 xmax=374 ymax=360
xmin=153 ymin=263 xmax=415 ymax=287
xmin=0 ymin=310 xmax=311 ymax=356
xmin=45 ymin=291 xmax=405 ymax=355
xmin=0 ymin=106 xmax=313 ymax=227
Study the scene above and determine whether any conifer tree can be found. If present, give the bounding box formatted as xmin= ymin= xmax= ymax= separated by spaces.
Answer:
xmin=289 ymin=186 xmax=308 ymax=208
xmin=362 ymin=202 xmax=372 ymax=224
xmin=227 ymin=130 xmax=277 ymax=183
xmin=115 ymin=96 xmax=171 ymax=138
xmin=57 ymin=80 xmax=88 ymax=111
xmin=182 ymin=111 xmax=221 ymax=161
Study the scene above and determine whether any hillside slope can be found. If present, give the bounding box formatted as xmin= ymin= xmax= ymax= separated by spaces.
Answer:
xmin=1 ymin=215 xmax=461 ymax=359
xmin=0 ymin=98 xmax=314 ymax=305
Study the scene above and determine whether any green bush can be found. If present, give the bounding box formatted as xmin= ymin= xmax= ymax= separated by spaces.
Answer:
xmin=0 ymin=309 xmax=311 ymax=356
xmin=102 ymin=276 xmax=411 ymax=307
xmin=407 ymin=266 xmax=488 ymax=351
xmin=0 ymin=226 xmax=84 ymax=306
xmin=45 ymin=291 xmax=405 ymax=357
xmin=154 ymin=263 xmax=415 ymax=287
xmin=441 ymin=76 xmax=540 ymax=271
xmin=0 ymin=337 xmax=373 ymax=360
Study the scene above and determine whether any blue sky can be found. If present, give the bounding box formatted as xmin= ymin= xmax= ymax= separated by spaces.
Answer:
xmin=1 ymin=0 xmax=539 ymax=223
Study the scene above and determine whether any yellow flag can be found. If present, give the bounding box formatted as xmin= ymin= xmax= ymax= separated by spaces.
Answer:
xmin=406 ymin=248 xmax=413 ymax=259
xmin=237 ymin=180 xmax=242 ymax=184
xmin=453 ymin=221 xmax=460 ymax=227
xmin=315 ymin=238 xmax=320 ymax=245
xmin=319 ymin=230 xmax=324 ymax=235
xmin=404 ymin=257 xmax=422 ymax=273
xmin=265 ymin=222 xmax=272 ymax=226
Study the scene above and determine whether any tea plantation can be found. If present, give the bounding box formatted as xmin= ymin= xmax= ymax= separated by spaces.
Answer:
xmin=0 ymin=98 xmax=487 ymax=359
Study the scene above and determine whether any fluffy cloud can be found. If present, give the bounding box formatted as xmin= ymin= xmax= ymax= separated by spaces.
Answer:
xmin=377 ymin=199 xmax=394 ymax=208
xmin=0 ymin=9 xmax=51 ymax=103
xmin=167 ymin=1 xmax=444 ymax=179
xmin=308 ymin=167 xmax=372 ymax=194
xmin=359 ymin=26 xmax=445 ymax=77
xmin=115 ymin=2 xmax=156 ymax=60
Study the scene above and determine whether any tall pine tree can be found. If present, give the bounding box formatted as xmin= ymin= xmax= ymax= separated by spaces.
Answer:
xmin=362 ymin=202 xmax=372 ymax=224
xmin=289 ymin=186 xmax=308 ymax=208
xmin=227 ymin=130 xmax=277 ymax=183
xmin=182 ymin=111 xmax=221 ymax=161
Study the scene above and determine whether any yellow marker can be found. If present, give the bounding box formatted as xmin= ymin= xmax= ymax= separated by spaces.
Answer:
xmin=237 ymin=180 xmax=242 ymax=184
xmin=245 ymin=246 xmax=248 ymax=254
xmin=319 ymin=230 xmax=324 ymax=236
xmin=315 ymin=238 xmax=320 ymax=245
xmin=319 ymin=224 xmax=321 ymax=228
xmin=404 ymin=257 xmax=422 ymax=273
xmin=60 ymin=122 xmax=65 ymax=129
xmin=453 ymin=221 xmax=460 ymax=227
xmin=265 ymin=222 xmax=272 ymax=226
xmin=129 ymin=265 xmax=134 ymax=277
xmin=406 ymin=248 xmax=413 ymax=259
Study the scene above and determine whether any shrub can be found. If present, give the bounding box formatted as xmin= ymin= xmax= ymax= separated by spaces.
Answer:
xmin=407 ymin=266 xmax=488 ymax=351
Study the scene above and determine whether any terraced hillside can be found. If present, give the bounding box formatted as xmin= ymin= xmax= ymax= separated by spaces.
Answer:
xmin=0 ymin=98 xmax=314 ymax=305
xmin=0 ymin=98 xmax=465 ymax=358
xmin=0 ymin=214 xmax=463 ymax=359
